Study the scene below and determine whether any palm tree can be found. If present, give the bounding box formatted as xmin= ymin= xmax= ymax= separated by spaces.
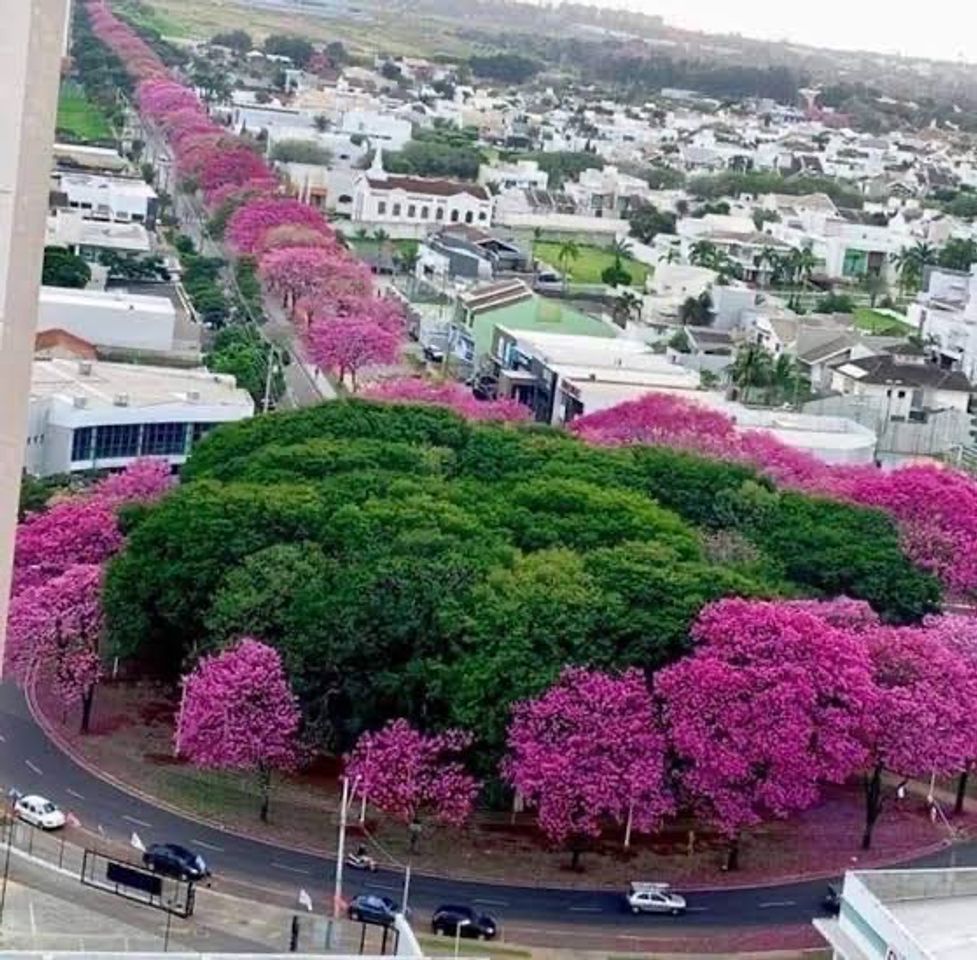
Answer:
xmin=689 ymin=240 xmax=719 ymax=270
xmin=612 ymin=290 xmax=642 ymax=328
xmin=608 ymin=238 xmax=633 ymax=262
xmin=770 ymin=353 xmax=804 ymax=405
xmin=860 ymin=271 xmax=887 ymax=308
xmin=557 ymin=239 xmax=580 ymax=292
xmin=759 ymin=246 xmax=783 ymax=288
xmin=788 ymin=247 xmax=818 ymax=287
xmin=729 ymin=343 xmax=773 ymax=401
xmin=664 ymin=246 xmax=682 ymax=265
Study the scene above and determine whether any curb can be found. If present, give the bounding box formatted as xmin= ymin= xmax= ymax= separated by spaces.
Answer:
xmin=23 ymin=680 xmax=962 ymax=897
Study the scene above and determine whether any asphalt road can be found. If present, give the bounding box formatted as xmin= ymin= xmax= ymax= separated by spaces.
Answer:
xmin=6 ymin=683 xmax=956 ymax=939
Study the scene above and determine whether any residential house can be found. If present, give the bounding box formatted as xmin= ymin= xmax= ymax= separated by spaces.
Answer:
xmin=52 ymin=172 xmax=158 ymax=228
xmin=416 ymin=226 xmax=527 ymax=286
xmin=909 ymin=265 xmax=977 ymax=381
xmin=563 ymin=165 xmax=651 ymax=217
xmin=451 ymin=278 xmax=615 ymax=368
xmin=478 ymin=160 xmax=549 ymax=192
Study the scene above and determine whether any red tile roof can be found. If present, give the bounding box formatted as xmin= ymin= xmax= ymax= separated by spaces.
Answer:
xmin=366 ymin=175 xmax=490 ymax=200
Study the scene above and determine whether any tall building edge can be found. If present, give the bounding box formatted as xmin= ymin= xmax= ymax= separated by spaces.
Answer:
xmin=0 ymin=0 xmax=69 ymax=671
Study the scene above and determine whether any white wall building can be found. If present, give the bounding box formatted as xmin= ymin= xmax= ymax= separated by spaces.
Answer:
xmin=338 ymin=110 xmax=412 ymax=150
xmin=37 ymin=286 xmax=177 ymax=354
xmin=54 ymin=172 xmax=158 ymax=226
xmin=478 ymin=160 xmax=549 ymax=192
xmin=909 ymin=266 xmax=977 ymax=382
xmin=46 ymin=209 xmax=152 ymax=259
xmin=25 ymin=358 xmax=254 ymax=477
xmin=815 ymin=868 xmax=977 ymax=959
xmin=352 ymin=149 xmax=493 ymax=232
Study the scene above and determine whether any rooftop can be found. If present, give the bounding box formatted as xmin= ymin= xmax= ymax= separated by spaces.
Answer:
xmin=39 ymin=286 xmax=176 ymax=319
xmin=31 ymin=359 xmax=253 ymax=414
xmin=366 ymin=175 xmax=490 ymax=200
xmin=836 ymin=354 xmax=973 ymax=391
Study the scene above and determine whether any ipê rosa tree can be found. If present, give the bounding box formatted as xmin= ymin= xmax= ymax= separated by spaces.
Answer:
xmin=226 ymin=197 xmax=331 ymax=256
xmin=503 ymin=667 xmax=673 ymax=869
xmin=860 ymin=624 xmax=977 ymax=849
xmin=6 ymin=564 xmax=104 ymax=733
xmin=174 ymin=638 xmax=301 ymax=822
xmin=364 ymin=378 xmax=532 ymax=422
xmin=655 ymin=598 xmax=877 ymax=869
xmin=305 ymin=313 xmax=402 ymax=391
xmin=344 ymin=718 xmax=479 ymax=848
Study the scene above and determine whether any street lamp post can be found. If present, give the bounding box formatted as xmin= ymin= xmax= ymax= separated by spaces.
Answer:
xmin=453 ymin=917 xmax=471 ymax=959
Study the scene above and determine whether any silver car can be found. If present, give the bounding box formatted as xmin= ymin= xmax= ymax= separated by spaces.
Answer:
xmin=626 ymin=882 xmax=687 ymax=916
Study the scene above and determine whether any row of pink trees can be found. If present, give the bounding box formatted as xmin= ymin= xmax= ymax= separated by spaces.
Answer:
xmin=5 ymin=461 xmax=173 ymax=731
xmin=572 ymin=392 xmax=977 ymax=598
xmin=334 ymin=597 xmax=977 ymax=870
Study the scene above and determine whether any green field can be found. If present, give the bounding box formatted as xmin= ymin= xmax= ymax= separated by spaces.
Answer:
xmin=853 ymin=307 xmax=912 ymax=336
xmin=534 ymin=240 xmax=650 ymax=287
xmin=110 ymin=0 xmax=187 ymax=36
xmin=57 ymin=85 xmax=113 ymax=141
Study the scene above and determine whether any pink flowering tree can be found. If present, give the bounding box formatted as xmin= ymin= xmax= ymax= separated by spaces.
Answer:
xmin=503 ymin=668 xmax=672 ymax=869
xmin=6 ymin=564 xmax=104 ymax=732
xmin=92 ymin=458 xmax=175 ymax=506
xmin=345 ymin=719 xmax=479 ymax=848
xmin=226 ymin=197 xmax=331 ymax=256
xmin=175 ymin=639 xmax=301 ymax=822
xmin=655 ymin=598 xmax=876 ymax=869
xmin=364 ymin=378 xmax=532 ymax=422
xmin=305 ymin=314 xmax=402 ymax=391
xmin=861 ymin=625 xmax=976 ymax=848
xmin=258 ymin=246 xmax=358 ymax=314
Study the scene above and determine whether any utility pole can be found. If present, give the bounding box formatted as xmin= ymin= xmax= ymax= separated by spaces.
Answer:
xmin=333 ymin=776 xmax=350 ymax=919
xmin=262 ymin=341 xmax=278 ymax=413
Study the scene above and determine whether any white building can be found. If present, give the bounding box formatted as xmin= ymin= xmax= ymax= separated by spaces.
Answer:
xmin=564 ymin=165 xmax=650 ymax=216
xmin=478 ymin=160 xmax=549 ymax=192
xmin=338 ymin=110 xmax=412 ymax=150
xmin=909 ymin=266 xmax=977 ymax=381
xmin=25 ymin=358 xmax=254 ymax=476
xmin=37 ymin=286 xmax=177 ymax=354
xmin=352 ymin=149 xmax=493 ymax=234
xmin=53 ymin=172 xmax=158 ymax=227
xmin=815 ymin=867 xmax=977 ymax=959
xmin=46 ymin=209 xmax=152 ymax=260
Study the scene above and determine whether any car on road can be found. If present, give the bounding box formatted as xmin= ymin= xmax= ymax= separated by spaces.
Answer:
xmin=626 ymin=881 xmax=687 ymax=916
xmin=142 ymin=843 xmax=210 ymax=882
xmin=347 ymin=893 xmax=401 ymax=926
xmin=822 ymin=883 xmax=842 ymax=916
xmin=431 ymin=904 xmax=498 ymax=940
xmin=14 ymin=795 xmax=66 ymax=830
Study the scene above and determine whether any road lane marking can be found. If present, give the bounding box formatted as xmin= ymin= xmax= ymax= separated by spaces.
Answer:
xmin=473 ymin=898 xmax=509 ymax=907
xmin=685 ymin=906 xmax=709 ymax=912
xmin=66 ymin=788 xmax=85 ymax=800
xmin=568 ymin=906 xmax=602 ymax=913
xmin=759 ymin=900 xmax=797 ymax=908
xmin=368 ymin=883 xmax=397 ymax=892
xmin=271 ymin=861 xmax=311 ymax=875
xmin=28 ymin=899 xmax=36 ymax=936
xmin=192 ymin=839 xmax=224 ymax=852
xmin=25 ymin=760 xmax=42 ymax=775
xmin=0 ymin=733 xmax=6 ymax=742
xmin=122 ymin=815 xmax=152 ymax=828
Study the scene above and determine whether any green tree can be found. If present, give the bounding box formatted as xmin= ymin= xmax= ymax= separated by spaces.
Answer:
xmin=557 ymin=239 xmax=580 ymax=291
xmin=263 ymin=34 xmax=314 ymax=66
xmin=627 ymin=203 xmax=676 ymax=244
xmin=937 ymin=238 xmax=977 ymax=272
xmin=269 ymin=140 xmax=334 ymax=165
xmin=211 ymin=29 xmax=252 ymax=53
xmin=729 ymin=343 xmax=773 ymax=398
xmin=42 ymin=247 xmax=91 ymax=288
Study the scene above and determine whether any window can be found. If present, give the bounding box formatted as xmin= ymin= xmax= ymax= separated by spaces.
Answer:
xmin=71 ymin=427 xmax=94 ymax=462
xmin=408 ymin=204 xmax=416 ymax=218
xmin=94 ymin=424 xmax=140 ymax=460
xmin=897 ymin=390 xmax=906 ymax=399
xmin=478 ymin=211 xmax=487 ymax=221
xmin=392 ymin=203 xmax=402 ymax=216
xmin=377 ymin=201 xmax=387 ymax=215
xmin=142 ymin=422 xmax=187 ymax=456
xmin=435 ymin=207 xmax=445 ymax=221
xmin=465 ymin=211 xmax=474 ymax=224
xmin=421 ymin=206 xmax=430 ymax=219
xmin=192 ymin=422 xmax=216 ymax=444
xmin=450 ymin=209 xmax=460 ymax=223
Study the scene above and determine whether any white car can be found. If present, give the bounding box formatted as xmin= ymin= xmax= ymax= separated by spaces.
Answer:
xmin=15 ymin=795 xmax=66 ymax=830
xmin=626 ymin=881 xmax=687 ymax=916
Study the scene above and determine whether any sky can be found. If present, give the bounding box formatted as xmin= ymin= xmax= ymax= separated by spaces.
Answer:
xmin=594 ymin=1 xmax=977 ymax=65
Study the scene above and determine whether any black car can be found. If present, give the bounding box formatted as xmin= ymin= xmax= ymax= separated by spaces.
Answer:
xmin=431 ymin=904 xmax=498 ymax=940
xmin=822 ymin=883 xmax=842 ymax=916
xmin=142 ymin=843 xmax=210 ymax=882
xmin=348 ymin=893 xmax=400 ymax=926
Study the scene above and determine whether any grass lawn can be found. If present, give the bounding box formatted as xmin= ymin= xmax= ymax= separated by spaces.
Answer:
xmin=533 ymin=240 xmax=649 ymax=288
xmin=57 ymin=84 xmax=113 ymax=141
xmin=853 ymin=307 xmax=912 ymax=336
xmin=111 ymin=0 xmax=188 ymax=36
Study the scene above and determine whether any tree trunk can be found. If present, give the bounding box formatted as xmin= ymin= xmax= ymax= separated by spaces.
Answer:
xmin=80 ymin=685 xmax=96 ymax=735
xmin=725 ymin=836 xmax=740 ymax=872
xmin=258 ymin=766 xmax=271 ymax=823
xmin=862 ymin=763 xmax=884 ymax=850
xmin=570 ymin=846 xmax=581 ymax=871
xmin=956 ymin=766 xmax=970 ymax=816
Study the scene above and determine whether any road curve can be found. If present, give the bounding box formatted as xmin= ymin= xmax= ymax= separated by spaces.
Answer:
xmin=0 ymin=683 xmax=962 ymax=934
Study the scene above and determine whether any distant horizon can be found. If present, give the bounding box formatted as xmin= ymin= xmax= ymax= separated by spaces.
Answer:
xmin=529 ymin=0 xmax=977 ymax=67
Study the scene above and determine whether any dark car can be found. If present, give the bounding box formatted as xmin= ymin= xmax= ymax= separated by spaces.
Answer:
xmin=431 ymin=904 xmax=498 ymax=940
xmin=822 ymin=883 xmax=842 ymax=916
xmin=142 ymin=843 xmax=210 ymax=882
xmin=348 ymin=893 xmax=400 ymax=926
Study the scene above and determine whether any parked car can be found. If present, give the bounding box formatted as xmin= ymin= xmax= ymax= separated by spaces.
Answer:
xmin=347 ymin=893 xmax=400 ymax=926
xmin=823 ymin=883 xmax=842 ymax=916
xmin=431 ymin=904 xmax=498 ymax=940
xmin=142 ymin=843 xmax=210 ymax=882
xmin=626 ymin=881 xmax=687 ymax=916
xmin=14 ymin=795 xmax=66 ymax=830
